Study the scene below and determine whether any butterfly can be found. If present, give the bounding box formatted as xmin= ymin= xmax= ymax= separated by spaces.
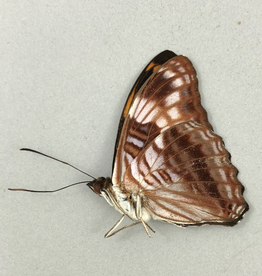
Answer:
xmin=11 ymin=50 xmax=248 ymax=238
xmin=87 ymin=50 xmax=249 ymax=237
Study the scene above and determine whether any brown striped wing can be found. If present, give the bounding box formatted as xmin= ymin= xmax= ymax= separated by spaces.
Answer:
xmin=123 ymin=121 xmax=248 ymax=225
xmin=113 ymin=50 xmax=177 ymax=166
xmin=112 ymin=54 xmax=212 ymax=186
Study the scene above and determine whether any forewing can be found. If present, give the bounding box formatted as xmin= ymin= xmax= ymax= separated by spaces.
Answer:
xmin=123 ymin=121 xmax=248 ymax=225
xmin=113 ymin=54 xmax=212 ymax=186
xmin=113 ymin=50 xmax=177 ymax=164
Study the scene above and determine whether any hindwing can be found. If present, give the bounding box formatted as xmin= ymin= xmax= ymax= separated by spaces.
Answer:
xmin=123 ymin=121 xmax=247 ymax=225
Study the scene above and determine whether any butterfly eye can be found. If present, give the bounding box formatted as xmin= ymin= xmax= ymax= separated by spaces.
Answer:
xmin=93 ymin=182 xmax=102 ymax=195
xmin=90 ymin=177 xmax=107 ymax=195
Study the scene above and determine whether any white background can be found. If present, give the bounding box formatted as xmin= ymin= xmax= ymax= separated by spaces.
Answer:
xmin=1 ymin=1 xmax=261 ymax=275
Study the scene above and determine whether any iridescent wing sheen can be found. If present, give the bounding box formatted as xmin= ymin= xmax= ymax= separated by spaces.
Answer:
xmin=123 ymin=121 xmax=248 ymax=225
xmin=112 ymin=52 xmax=212 ymax=186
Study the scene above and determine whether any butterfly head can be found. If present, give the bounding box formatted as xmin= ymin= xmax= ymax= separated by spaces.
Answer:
xmin=87 ymin=177 xmax=112 ymax=195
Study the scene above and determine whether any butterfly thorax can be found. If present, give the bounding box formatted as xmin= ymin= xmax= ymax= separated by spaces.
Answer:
xmin=88 ymin=177 xmax=151 ymax=222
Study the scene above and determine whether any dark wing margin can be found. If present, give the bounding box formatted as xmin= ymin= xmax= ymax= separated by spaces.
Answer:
xmin=112 ymin=50 xmax=177 ymax=172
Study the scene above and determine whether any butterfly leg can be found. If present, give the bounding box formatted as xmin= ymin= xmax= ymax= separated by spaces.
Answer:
xmin=104 ymin=214 xmax=125 ymax=238
xmin=140 ymin=218 xmax=151 ymax=238
xmin=145 ymin=221 xmax=155 ymax=233
xmin=105 ymin=221 xmax=142 ymax=238
xmin=136 ymin=195 xmax=153 ymax=238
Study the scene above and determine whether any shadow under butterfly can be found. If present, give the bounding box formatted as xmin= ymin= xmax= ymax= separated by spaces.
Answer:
xmin=10 ymin=50 xmax=249 ymax=238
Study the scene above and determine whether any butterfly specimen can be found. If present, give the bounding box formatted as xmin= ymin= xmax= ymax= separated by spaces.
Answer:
xmin=11 ymin=50 xmax=248 ymax=237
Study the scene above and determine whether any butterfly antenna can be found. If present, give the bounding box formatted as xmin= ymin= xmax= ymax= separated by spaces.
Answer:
xmin=9 ymin=181 xmax=91 ymax=193
xmin=20 ymin=148 xmax=96 ymax=180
